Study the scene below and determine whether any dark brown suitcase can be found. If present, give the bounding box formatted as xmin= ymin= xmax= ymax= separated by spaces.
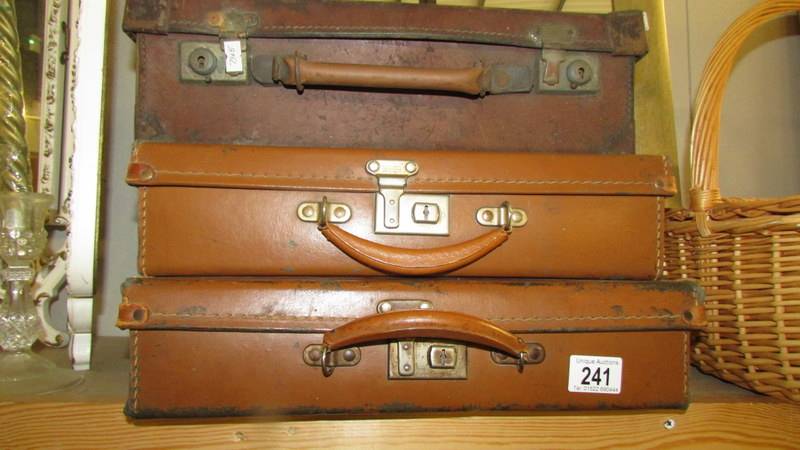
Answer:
xmin=128 ymin=142 xmax=675 ymax=279
xmin=124 ymin=0 xmax=647 ymax=153
xmin=118 ymin=277 xmax=704 ymax=418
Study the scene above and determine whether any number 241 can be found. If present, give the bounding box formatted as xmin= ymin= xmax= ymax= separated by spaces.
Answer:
xmin=581 ymin=367 xmax=611 ymax=386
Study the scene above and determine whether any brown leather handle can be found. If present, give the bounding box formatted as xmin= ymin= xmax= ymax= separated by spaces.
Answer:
xmin=274 ymin=54 xmax=489 ymax=95
xmin=319 ymin=224 xmax=509 ymax=276
xmin=323 ymin=310 xmax=528 ymax=356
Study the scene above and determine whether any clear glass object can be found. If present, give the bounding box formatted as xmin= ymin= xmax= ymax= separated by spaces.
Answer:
xmin=0 ymin=192 xmax=82 ymax=397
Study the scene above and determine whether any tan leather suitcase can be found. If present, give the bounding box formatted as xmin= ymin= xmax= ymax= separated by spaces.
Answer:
xmin=118 ymin=277 xmax=705 ymax=418
xmin=124 ymin=0 xmax=646 ymax=154
xmin=127 ymin=142 xmax=675 ymax=279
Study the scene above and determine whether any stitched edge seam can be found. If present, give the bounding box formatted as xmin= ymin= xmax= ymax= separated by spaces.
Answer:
xmin=168 ymin=22 xmax=529 ymax=40
xmin=148 ymin=169 xmax=657 ymax=187
xmin=655 ymin=195 xmax=664 ymax=279
xmin=682 ymin=331 xmax=689 ymax=400
xmin=166 ymin=21 xmax=615 ymax=50
xmin=146 ymin=312 xmax=681 ymax=322
xmin=654 ymin=156 xmax=670 ymax=280
xmin=140 ymin=189 xmax=148 ymax=276
xmin=132 ymin=329 xmax=140 ymax=413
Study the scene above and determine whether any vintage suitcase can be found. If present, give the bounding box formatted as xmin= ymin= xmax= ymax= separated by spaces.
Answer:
xmin=124 ymin=0 xmax=647 ymax=153
xmin=118 ymin=277 xmax=705 ymax=418
xmin=128 ymin=142 xmax=675 ymax=279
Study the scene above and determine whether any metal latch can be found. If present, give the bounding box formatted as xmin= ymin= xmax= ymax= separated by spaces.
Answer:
xmin=366 ymin=160 xmax=449 ymax=236
xmin=539 ymin=50 xmax=599 ymax=93
xmin=389 ymin=341 xmax=467 ymax=379
xmin=180 ymin=10 xmax=258 ymax=83
xmin=180 ymin=42 xmax=249 ymax=84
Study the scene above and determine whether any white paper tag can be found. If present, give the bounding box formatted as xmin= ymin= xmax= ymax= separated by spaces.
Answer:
xmin=223 ymin=40 xmax=243 ymax=74
xmin=568 ymin=355 xmax=623 ymax=395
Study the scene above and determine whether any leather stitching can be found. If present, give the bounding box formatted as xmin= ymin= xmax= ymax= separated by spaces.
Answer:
xmin=655 ymin=195 xmax=663 ymax=279
xmin=145 ymin=311 xmax=681 ymax=322
xmin=140 ymin=188 xmax=148 ymax=276
xmin=132 ymin=330 xmax=140 ymax=413
xmin=169 ymin=21 xmax=536 ymax=41
xmin=654 ymin=156 xmax=670 ymax=280
xmin=682 ymin=331 xmax=689 ymax=400
xmin=143 ymin=169 xmax=657 ymax=187
xmin=166 ymin=21 xmax=617 ymax=51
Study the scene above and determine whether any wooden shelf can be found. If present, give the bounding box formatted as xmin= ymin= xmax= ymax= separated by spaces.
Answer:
xmin=1 ymin=337 xmax=798 ymax=449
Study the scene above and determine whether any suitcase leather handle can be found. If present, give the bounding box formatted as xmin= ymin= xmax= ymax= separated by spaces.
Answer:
xmin=319 ymin=224 xmax=510 ymax=276
xmin=272 ymin=54 xmax=531 ymax=96
xmin=321 ymin=310 xmax=529 ymax=376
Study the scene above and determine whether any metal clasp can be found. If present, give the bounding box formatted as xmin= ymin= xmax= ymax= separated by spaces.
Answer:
xmin=366 ymin=160 xmax=449 ymax=236
xmin=389 ymin=341 xmax=468 ymax=379
xmin=539 ymin=50 xmax=599 ymax=93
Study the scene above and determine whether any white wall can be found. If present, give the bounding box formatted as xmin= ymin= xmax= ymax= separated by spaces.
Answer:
xmin=96 ymin=0 xmax=136 ymax=337
xmin=666 ymin=0 xmax=800 ymax=204
xmin=91 ymin=1 xmax=800 ymax=337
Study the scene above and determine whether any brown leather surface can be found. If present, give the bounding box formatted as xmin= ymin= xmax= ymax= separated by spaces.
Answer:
xmin=134 ymin=34 xmax=639 ymax=153
xmin=319 ymin=225 xmax=509 ymax=276
xmin=119 ymin=278 xmax=703 ymax=417
xmin=322 ymin=310 xmax=528 ymax=356
xmin=124 ymin=1 xmax=647 ymax=55
xmin=279 ymin=57 xmax=487 ymax=95
xmin=118 ymin=278 xmax=706 ymax=333
xmin=129 ymin=143 xmax=674 ymax=279
xmin=129 ymin=142 xmax=676 ymax=195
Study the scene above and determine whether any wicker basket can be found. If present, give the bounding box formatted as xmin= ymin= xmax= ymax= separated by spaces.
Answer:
xmin=665 ymin=1 xmax=800 ymax=402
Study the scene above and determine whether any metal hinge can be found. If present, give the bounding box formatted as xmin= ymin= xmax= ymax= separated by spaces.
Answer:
xmin=366 ymin=160 xmax=449 ymax=236
xmin=303 ymin=345 xmax=360 ymax=368
xmin=297 ymin=199 xmax=352 ymax=224
xmin=476 ymin=204 xmax=528 ymax=228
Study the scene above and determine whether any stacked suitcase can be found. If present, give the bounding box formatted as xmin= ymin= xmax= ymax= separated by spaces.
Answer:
xmin=118 ymin=0 xmax=704 ymax=418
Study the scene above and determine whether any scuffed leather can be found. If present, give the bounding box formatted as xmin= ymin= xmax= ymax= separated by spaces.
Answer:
xmin=119 ymin=278 xmax=703 ymax=417
xmin=128 ymin=143 xmax=675 ymax=279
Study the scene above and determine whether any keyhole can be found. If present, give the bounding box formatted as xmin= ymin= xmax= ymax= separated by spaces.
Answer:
xmin=197 ymin=55 xmax=206 ymax=68
xmin=577 ymin=67 xmax=585 ymax=80
xmin=423 ymin=205 xmax=430 ymax=219
xmin=439 ymin=349 xmax=449 ymax=366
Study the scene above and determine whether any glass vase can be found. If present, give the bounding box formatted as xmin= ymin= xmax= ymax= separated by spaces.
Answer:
xmin=0 ymin=192 xmax=82 ymax=396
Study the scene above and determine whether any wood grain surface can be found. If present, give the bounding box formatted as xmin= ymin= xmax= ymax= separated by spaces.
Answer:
xmin=0 ymin=338 xmax=798 ymax=449
xmin=1 ymin=401 xmax=798 ymax=449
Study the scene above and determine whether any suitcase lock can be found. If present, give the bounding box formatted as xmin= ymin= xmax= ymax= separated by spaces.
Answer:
xmin=367 ymin=159 xmax=449 ymax=236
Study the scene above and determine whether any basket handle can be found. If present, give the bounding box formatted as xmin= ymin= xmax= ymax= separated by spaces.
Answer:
xmin=689 ymin=1 xmax=800 ymax=230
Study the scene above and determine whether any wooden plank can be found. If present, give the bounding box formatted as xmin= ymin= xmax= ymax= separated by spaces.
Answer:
xmin=1 ymin=401 xmax=798 ymax=449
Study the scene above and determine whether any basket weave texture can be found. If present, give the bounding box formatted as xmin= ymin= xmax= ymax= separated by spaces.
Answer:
xmin=665 ymin=1 xmax=800 ymax=402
